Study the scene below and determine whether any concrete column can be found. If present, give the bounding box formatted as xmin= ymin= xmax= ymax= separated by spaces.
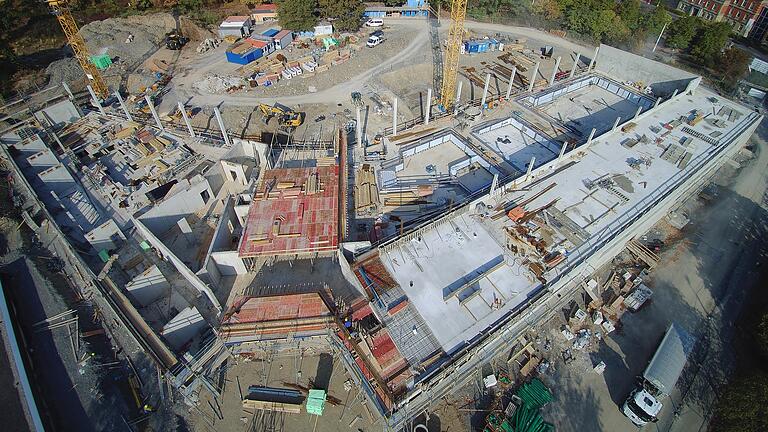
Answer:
xmin=529 ymin=62 xmax=540 ymax=92
xmin=587 ymin=128 xmax=596 ymax=146
xmin=671 ymin=89 xmax=678 ymax=99
xmin=654 ymin=97 xmax=662 ymax=108
xmin=569 ymin=53 xmax=580 ymax=79
xmin=356 ymin=106 xmax=362 ymax=145
xmin=612 ymin=116 xmax=621 ymax=132
xmin=62 ymin=82 xmax=75 ymax=100
xmin=392 ymin=97 xmax=398 ymax=136
xmin=145 ymin=95 xmax=163 ymax=130
xmin=525 ymin=157 xmax=536 ymax=182
xmin=425 ymin=88 xmax=432 ymax=125
xmin=549 ymin=56 xmax=562 ymax=87
xmin=178 ymin=102 xmax=195 ymax=138
xmin=213 ymin=107 xmax=230 ymax=147
xmin=634 ymin=105 xmax=643 ymax=120
xmin=480 ymin=73 xmax=491 ymax=109
xmin=87 ymin=85 xmax=105 ymax=116
xmin=506 ymin=66 xmax=517 ymax=100
xmin=455 ymin=81 xmax=463 ymax=114
xmin=558 ymin=142 xmax=567 ymax=160
xmin=588 ymin=46 xmax=599 ymax=70
xmin=115 ymin=91 xmax=133 ymax=122
xmin=490 ymin=173 xmax=499 ymax=196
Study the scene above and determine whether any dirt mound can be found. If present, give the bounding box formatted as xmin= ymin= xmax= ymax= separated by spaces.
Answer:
xmin=179 ymin=17 xmax=215 ymax=43
xmin=44 ymin=13 xmax=176 ymax=90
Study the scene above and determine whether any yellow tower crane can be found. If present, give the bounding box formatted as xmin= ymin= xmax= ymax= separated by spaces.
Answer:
xmin=439 ymin=0 xmax=468 ymax=111
xmin=45 ymin=0 xmax=109 ymax=99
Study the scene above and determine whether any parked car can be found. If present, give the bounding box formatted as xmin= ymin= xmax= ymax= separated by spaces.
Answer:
xmin=367 ymin=35 xmax=385 ymax=48
xmin=369 ymin=30 xmax=384 ymax=38
xmin=365 ymin=18 xmax=384 ymax=27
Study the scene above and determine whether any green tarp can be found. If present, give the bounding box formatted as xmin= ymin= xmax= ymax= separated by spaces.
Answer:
xmin=98 ymin=249 xmax=110 ymax=263
xmin=90 ymin=54 xmax=112 ymax=70
xmin=306 ymin=389 xmax=326 ymax=415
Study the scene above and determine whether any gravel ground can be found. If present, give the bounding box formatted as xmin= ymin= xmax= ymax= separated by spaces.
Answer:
xmin=46 ymin=13 xmax=177 ymax=91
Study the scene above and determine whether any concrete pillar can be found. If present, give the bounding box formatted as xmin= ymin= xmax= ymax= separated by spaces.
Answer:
xmin=145 ymin=95 xmax=163 ymax=130
xmin=529 ymin=62 xmax=540 ymax=92
xmin=612 ymin=116 xmax=622 ymax=132
xmin=634 ymin=105 xmax=643 ymax=120
xmin=588 ymin=46 xmax=599 ymax=70
xmin=480 ymin=73 xmax=491 ymax=109
xmin=506 ymin=66 xmax=517 ymax=100
xmin=425 ymin=88 xmax=432 ymax=125
xmin=115 ymin=91 xmax=133 ymax=122
xmin=62 ymin=82 xmax=75 ymax=101
xmin=558 ymin=142 xmax=567 ymax=160
xmin=455 ymin=81 xmax=463 ymax=114
xmin=654 ymin=97 xmax=662 ymax=108
xmin=490 ymin=173 xmax=499 ymax=195
xmin=671 ymin=89 xmax=679 ymax=99
xmin=587 ymin=128 xmax=596 ymax=146
xmin=178 ymin=102 xmax=195 ymax=138
xmin=549 ymin=56 xmax=562 ymax=87
xmin=213 ymin=107 xmax=230 ymax=147
xmin=356 ymin=106 xmax=362 ymax=145
xmin=525 ymin=157 xmax=536 ymax=182
xmin=569 ymin=53 xmax=580 ymax=79
xmin=392 ymin=97 xmax=398 ymax=136
xmin=87 ymin=85 xmax=105 ymax=116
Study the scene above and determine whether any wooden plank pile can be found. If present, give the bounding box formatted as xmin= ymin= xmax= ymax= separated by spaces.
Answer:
xmin=354 ymin=164 xmax=380 ymax=212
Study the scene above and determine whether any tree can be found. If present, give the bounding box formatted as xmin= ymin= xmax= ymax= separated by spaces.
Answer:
xmin=533 ymin=0 xmax=563 ymax=21
xmin=177 ymin=0 xmax=203 ymax=13
xmin=241 ymin=0 xmax=265 ymax=6
xmin=318 ymin=0 xmax=364 ymax=32
xmin=384 ymin=0 xmax=406 ymax=6
xmin=616 ymin=0 xmax=641 ymax=31
xmin=710 ymin=372 xmax=768 ymax=432
xmin=691 ymin=22 xmax=732 ymax=66
xmin=643 ymin=5 xmax=672 ymax=35
xmin=276 ymin=0 xmax=317 ymax=31
xmin=665 ymin=15 xmax=701 ymax=50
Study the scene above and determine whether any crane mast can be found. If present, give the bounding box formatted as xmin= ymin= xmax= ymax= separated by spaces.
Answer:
xmin=439 ymin=0 xmax=468 ymax=110
xmin=45 ymin=0 xmax=109 ymax=99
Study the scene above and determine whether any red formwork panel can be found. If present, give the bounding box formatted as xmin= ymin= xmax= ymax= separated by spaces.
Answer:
xmin=223 ymin=293 xmax=331 ymax=324
xmin=238 ymin=165 xmax=340 ymax=257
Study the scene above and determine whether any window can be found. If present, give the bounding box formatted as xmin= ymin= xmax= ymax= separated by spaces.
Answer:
xmin=200 ymin=189 xmax=210 ymax=203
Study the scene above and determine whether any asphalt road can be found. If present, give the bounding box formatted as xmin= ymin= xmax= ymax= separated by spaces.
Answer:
xmin=545 ymin=120 xmax=768 ymax=432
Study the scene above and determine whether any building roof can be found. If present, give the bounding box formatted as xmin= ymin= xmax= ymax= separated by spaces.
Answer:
xmin=274 ymin=29 xmax=293 ymax=39
xmin=252 ymin=4 xmax=278 ymax=12
xmin=223 ymin=293 xmax=331 ymax=324
xmin=238 ymin=165 xmax=340 ymax=257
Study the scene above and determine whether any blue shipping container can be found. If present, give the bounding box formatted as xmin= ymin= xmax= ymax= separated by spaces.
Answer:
xmin=226 ymin=48 xmax=262 ymax=65
xmin=262 ymin=28 xmax=279 ymax=37
xmin=465 ymin=41 xmax=489 ymax=53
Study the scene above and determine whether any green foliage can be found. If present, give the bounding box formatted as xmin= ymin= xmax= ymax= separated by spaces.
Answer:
xmin=133 ymin=0 xmax=154 ymax=11
xmin=690 ymin=22 xmax=732 ymax=66
xmin=616 ymin=0 xmax=642 ymax=31
xmin=666 ymin=15 xmax=701 ymax=50
xmin=384 ymin=0 xmax=406 ymax=6
xmin=177 ymin=0 xmax=204 ymax=14
xmin=644 ymin=5 xmax=672 ymax=35
xmin=757 ymin=312 xmax=768 ymax=356
xmin=318 ymin=0 xmax=364 ymax=32
xmin=276 ymin=0 xmax=317 ymax=31
xmin=710 ymin=372 xmax=768 ymax=432
xmin=468 ymin=0 xmax=531 ymax=20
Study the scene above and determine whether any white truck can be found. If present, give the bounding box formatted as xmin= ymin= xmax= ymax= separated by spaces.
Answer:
xmin=622 ymin=324 xmax=695 ymax=427
xmin=367 ymin=35 xmax=384 ymax=48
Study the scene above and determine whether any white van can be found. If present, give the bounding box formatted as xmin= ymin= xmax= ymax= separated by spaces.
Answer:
xmin=367 ymin=35 xmax=384 ymax=48
xmin=365 ymin=18 xmax=384 ymax=27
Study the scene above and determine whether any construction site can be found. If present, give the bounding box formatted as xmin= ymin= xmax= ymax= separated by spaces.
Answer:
xmin=0 ymin=1 xmax=765 ymax=432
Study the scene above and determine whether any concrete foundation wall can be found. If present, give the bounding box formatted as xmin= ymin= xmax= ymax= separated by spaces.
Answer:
xmin=138 ymin=179 xmax=213 ymax=234
xmin=26 ymin=149 xmax=59 ymax=174
xmin=211 ymin=251 xmax=247 ymax=276
xmin=33 ymin=100 xmax=81 ymax=129
xmin=132 ymin=216 xmax=222 ymax=313
xmin=595 ymin=44 xmax=698 ymax=97
xmin=161 ymin=306 xmax=207 ymax=351
xmin=85 ymin=219 xmax=126 ymax=252
xmin=125 ymin=265 xmax=170 ymax=307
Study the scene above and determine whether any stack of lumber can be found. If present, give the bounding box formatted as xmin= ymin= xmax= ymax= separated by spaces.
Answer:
xmin=355 ymin=164 xmax=380 ymax=211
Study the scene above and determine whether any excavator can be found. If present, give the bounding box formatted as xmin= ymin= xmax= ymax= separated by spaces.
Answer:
xmin=257 ymin=103 xmax=305 ymax=131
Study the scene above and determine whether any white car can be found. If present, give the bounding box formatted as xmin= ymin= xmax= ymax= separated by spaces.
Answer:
xmin=367 ymin=35 xmax=384 ymax=48
xmin=365 ymin=18 xmax=384 ymax=27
